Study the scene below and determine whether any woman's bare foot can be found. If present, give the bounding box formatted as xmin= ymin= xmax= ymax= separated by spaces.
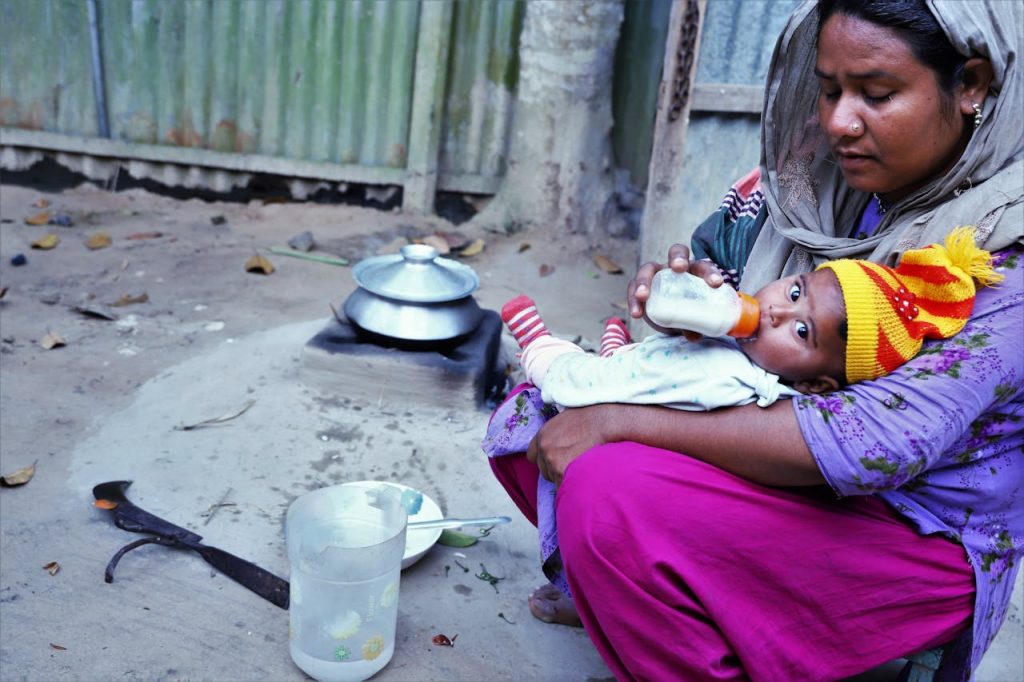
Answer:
xmin=528 ymin=583 xmax=582 ymax=627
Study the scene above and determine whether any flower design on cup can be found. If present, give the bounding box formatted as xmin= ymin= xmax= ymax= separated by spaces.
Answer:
xmin=334 ymin=645 xmax=351 ymax=661
xmin=362 ymin=635 xmax=386 ymax=661
xmin=380 ymin=582 xmax=398 ymax=608
xmin=327 ymin=610 xmax=362 ymax=640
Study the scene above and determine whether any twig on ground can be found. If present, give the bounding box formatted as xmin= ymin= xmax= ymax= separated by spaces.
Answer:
xmin=176 ymin=400 xmax=255 ymax=431
xmin=202 ymin=488 xmax=235 ymax=526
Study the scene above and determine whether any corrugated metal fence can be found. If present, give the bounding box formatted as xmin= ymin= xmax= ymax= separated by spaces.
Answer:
xmin=1 ymin=0 xmax=787 ymax=217
xmin=3 ymin=0 xmax=635 ymax=208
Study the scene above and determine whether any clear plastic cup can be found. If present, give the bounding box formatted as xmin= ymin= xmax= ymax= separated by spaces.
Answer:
xmin=286 ymin=483 xmax=408 ymax=682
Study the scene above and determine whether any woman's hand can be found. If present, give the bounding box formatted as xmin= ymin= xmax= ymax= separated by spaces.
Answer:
xmin=527 ymin=405 xmax=611 ymax=486
xmin=529 ymin=401 xmax=825 ymax=488
xmin=627 ymin=244 xmax=726 ymax=338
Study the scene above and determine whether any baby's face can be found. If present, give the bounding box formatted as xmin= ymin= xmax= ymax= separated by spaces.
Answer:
xmin=739 ymin=269 xmax=847 ymax=390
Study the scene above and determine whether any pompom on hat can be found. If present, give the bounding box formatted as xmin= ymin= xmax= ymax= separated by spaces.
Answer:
xmin=818 ymin=226 xmax=1004 ymax=383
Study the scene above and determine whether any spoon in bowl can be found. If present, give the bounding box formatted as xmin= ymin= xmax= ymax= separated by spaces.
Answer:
xmin=408 ymin=515 xmax=511 ymax=530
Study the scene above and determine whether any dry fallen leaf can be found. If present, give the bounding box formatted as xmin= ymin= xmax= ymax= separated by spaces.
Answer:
xmin=33 ymin=198 xmax=51 ymax=208
xmin=432 ymin=634 xmax=457 ymax=647
xmin=39 ymin=331 xmax=66 ymax=350
xmin=50 ymin=643 xmax=66 ymax=651
xmin=593 ymin=254 xmax=623 ymax=274
xmin=31 ymin=233 xmax=59 ymax=250
xmin=245 ymin=254 xmax=275 ymax=275
xmin=0 ymin=286 xmax=8 ymax=300
xmin=539 ymin=264 xmax=555 ymax=277
xmin=419 ymin=234 xmax=450 ymax=254
xmin=25 ymin=211 xmax=51 ymax=225
xmin=1 ymin=460 xmax=37 ymax=487
xmin=86 ymin=232 xmax=112 ymax=250
xmin=518 ymin=242 xmax=531 ymax=253
xmin=458 ymin=238 xmax=485 ymax=257
xmin=125 ymin=231 xmax=164 ymax=241
xmin=94 ymin=499 xmax=118 ymax=510
xmin=42 ymin=561 xmax=60 ymax=576
xmin=72 ymin=305 xmax=118 ymax=321
xmin=110 ymin=293 xmax=149 ymax=307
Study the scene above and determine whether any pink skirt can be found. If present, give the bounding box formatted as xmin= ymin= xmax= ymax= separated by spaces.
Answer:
xmin=490 ymin=443 xmax=974 ymax=681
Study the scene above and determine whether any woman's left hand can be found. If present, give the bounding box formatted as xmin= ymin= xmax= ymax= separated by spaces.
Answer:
xmin=527 ymin=405 xmax=610 ymax=486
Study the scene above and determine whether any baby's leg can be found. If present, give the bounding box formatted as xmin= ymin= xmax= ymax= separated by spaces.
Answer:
xmin=501 ymin=295 xmax=550 ymax=350
xmin=520 ymin=336 xmax=585 ymax=388
xmin=599 ymin=317 xmax=630 ymax=357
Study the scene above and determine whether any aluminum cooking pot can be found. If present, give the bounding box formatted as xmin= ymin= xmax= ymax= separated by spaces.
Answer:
xmin=343 ymin=244 xmax=483 ymax=341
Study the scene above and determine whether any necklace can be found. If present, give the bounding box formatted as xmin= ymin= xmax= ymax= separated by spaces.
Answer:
xmin=873 ymin=193 xmax=888 ymax=214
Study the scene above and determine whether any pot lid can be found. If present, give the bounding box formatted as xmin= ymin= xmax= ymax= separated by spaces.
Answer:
xmin=352 ymin=244 xmax=479 ymax=303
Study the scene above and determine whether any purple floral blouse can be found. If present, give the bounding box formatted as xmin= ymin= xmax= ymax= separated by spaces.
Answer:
xmin=796 ymin=246 xmax=1024 ymax=676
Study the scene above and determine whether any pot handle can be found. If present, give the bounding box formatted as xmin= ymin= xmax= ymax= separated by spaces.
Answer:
xmin=400 ymin=244 xmax=438 ymax=263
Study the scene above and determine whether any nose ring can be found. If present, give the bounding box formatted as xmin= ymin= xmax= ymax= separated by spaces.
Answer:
xmin=850 ymin=122 xmax=861 ymax=133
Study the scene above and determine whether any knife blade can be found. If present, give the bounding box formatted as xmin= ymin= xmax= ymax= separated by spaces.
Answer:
xmin=192 ymin=545 xmax=290 ymax=609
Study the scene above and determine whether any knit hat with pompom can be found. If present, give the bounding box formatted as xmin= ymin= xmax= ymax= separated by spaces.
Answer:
xmin=818 ymin=226 xmax=1004 ymax=383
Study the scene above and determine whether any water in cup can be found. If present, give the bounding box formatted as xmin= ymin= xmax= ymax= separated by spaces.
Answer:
xmin=287 ymin=483 xmax=408 ymax=682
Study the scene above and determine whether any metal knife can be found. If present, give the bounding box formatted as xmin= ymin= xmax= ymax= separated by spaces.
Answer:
xmin=93 ymin=480 xmax=290 ymax=610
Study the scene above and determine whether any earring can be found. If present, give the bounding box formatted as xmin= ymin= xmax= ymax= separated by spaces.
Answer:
xmin=972 ymin=102 xmax=983 ymax=129
xmin=850 ymin=122 xmax=861 ymax=133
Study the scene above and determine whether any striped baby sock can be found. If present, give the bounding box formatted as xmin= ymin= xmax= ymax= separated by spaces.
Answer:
xmin=501 ymin=295 xmax=550 ymax=350
xmin=599 ymin=317 xmax=630 ymax=357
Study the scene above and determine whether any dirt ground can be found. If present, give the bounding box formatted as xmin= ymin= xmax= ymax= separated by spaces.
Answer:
xmin=0 ymin=167 xmax=1020 ymax=682
xmin=0 ymin=167 xmax=638 ymax=682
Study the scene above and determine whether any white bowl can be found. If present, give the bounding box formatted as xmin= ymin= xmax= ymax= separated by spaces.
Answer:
xmin=347 ymin=480 xmax=443 ymax=569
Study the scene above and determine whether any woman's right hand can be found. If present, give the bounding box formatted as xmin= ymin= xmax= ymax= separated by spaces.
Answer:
xmin=527 ymin=405 xmax=612 ymax=487
xmin=627 ymin=244 xmax=726 ymax=337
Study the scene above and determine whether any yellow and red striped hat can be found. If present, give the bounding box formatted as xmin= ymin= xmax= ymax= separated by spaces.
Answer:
xmin=818 ymin=226 xmax=1004 ymax=383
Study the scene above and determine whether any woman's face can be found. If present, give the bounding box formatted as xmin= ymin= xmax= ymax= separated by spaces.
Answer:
xmin=815 ymin=13 xmax=968 ymax=202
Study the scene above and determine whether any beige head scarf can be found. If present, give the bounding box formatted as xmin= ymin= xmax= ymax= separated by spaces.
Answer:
xmin=741 ymin=0 xmax=1023 ymax=293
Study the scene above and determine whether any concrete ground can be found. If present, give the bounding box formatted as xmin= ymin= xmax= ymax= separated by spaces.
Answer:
xmin=1 ymin=174 xmax=1021 ymax=682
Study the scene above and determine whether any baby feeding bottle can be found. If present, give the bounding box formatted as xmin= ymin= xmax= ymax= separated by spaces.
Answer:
xmin=645 ymin=270 xmax=760 ymax=338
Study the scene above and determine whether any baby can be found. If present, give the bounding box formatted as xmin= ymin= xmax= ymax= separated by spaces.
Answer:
xmin=502 ymin=226 xmax=1002 ymax=410
xmin=488 ymin=226 xmax=1003 ymax=598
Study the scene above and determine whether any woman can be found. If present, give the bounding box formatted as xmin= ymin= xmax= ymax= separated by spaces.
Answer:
xmin=486 ymin=0 xmax=1022 ymax=679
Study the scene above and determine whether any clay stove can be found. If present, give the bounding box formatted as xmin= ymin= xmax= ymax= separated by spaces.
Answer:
xmin=301 ymin=311 xmax=505 ymax=412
